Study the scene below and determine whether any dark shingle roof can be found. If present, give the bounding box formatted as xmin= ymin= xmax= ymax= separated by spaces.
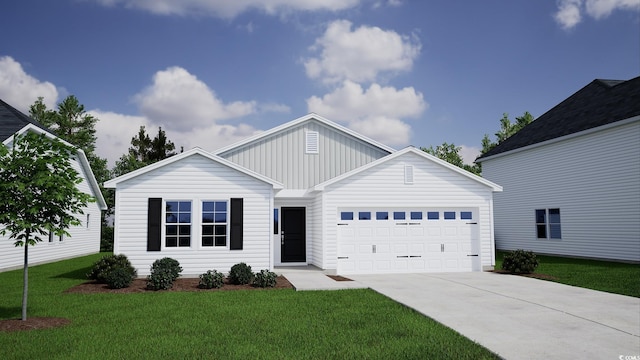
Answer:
xmin=477 ymin=76 xmax=640 ymax=160
xmin=0 ymin=98 xmax=49 ymax=142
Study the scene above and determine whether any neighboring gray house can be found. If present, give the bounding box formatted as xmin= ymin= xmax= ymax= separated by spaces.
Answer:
xmin=105 ymin=114 xmax=502 ymax=276
xmin=476 ymin=77 xmax=640 ymax=262
xmin=0 ymin=99 xmax=107 ymax=272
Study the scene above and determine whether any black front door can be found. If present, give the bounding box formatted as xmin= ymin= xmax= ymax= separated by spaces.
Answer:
xmin=281 ymin=207 xmax=306 ymax=262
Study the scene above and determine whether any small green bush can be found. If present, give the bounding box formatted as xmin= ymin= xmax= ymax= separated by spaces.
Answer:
xmin=199 ymin=270 xmax=225 ymax=289
xmin=502 ymin=249 xmax=539 ymax=274
xmin=87 ymin=254 xmax=136 ymax=284
xmin=253 ymin=269 xmax=277 ymax=288
xmin=104 ymin=267 xmax=135 ymax=289
xmin=147 ymin=257 xmax=182 ymax=290
xmin=228 ymin=262 xmax=254 ymax=285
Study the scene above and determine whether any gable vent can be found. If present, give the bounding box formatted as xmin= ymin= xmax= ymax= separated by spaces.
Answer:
xmin=404 ymin=165 xmax=414 ymax=184
xmin=306 ymin=131 xmax=319 ymax=154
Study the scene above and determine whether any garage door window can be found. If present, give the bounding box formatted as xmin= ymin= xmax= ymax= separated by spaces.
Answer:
xmin=393 ymin=212 xmax=405 ymax=220
xmin=341 ymin=212 xmax=354 ymax=221
xmin=444 ymin=211 xmax=456 ymax=220
xmin=460 ymin=212 xmax=472 ymax=220
xmin=410 ymin=212 xmax=422 ymax=220
xmin=376 ymin=212 xmax=388 ymax=220
xmin=359 ymin=212 xmax=371 ymax=220
xmin=427 ymin=212 xmax=439 ymax=220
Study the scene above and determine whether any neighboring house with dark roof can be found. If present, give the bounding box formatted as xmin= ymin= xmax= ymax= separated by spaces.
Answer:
xmin=0 ymin=99 xmax=107 ymax=272
xmin=476 ymin=77 xmax=640 ymax=262
xmin=106 ymin=114 xmax=502 ymax=276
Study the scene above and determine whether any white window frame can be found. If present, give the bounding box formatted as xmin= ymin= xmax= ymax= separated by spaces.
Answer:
xmin=164 ymin=200 xmax=192 ymax=248
xmin=201 ymin=200 xmax=229 ymax=248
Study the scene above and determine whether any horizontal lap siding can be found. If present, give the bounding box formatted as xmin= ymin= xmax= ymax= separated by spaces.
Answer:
xmin=0 ymin=157 xmax=102 ymax=272
xmin=220 ymin=120 xmax=389 ymax=189
xmin=482 ymin=121 xmax=640 ymax=262
xmin=322 ymin=153 xmax=496 ymax=271
xmin=113 ymin=154 xmax=273 ymax=276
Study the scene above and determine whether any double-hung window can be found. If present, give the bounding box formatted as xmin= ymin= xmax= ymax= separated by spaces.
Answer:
xmin=166 ymin=201 xmax=191 ymax=247
xmin=202 ymin=201 xmax=227 ymax=247
xmin=536 ymin=208 xmax=561 ymax=239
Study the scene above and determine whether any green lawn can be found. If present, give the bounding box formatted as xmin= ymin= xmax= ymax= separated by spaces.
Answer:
xmin=1 ymin=254 xmax=498 ymax=360
xmin=495 ymin=251 xmax=640 ymax=297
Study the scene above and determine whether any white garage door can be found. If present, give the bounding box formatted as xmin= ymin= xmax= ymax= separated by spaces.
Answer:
xmin=337 ymin=209 xmax=480 ymax=274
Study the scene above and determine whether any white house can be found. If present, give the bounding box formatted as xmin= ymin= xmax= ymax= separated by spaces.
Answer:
xmin=105 ymin=114 xmax=502 ymax=275
xmin=0 ymin=99 xmax=107 ymax=272
xmin=476 ymin=77 xmax=640 ymax=262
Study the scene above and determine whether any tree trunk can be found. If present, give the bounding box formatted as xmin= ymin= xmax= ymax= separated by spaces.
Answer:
xmin=22 ymin=231 xmax=29 ymax=321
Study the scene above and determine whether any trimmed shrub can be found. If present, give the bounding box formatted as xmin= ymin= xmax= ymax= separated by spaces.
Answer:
xmin=228 ymin=262 xmax=254 ymax=285
xmin=104 ymin=267 xmax=135 ymax=289
xmin=147 ymin=257 xmax=182 ymax=290
xmin=502 ymin=249 xmax=539 ymax=274
xmin=253 ymin=269 xmax=277 ymax=288
xmin=87 ymin=254 xmax=136 ymax=284
xmin=199 ymin=270 xmax=225 ymax=289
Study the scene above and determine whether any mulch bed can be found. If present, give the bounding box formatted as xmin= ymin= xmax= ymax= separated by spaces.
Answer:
xmin=326 ymin=275 xmax=353 ymax=281
xmin=1 ymin=276 xmax=293 ymax=333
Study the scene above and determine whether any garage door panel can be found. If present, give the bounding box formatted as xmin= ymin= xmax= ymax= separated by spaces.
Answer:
xmin=337 ymin=208 xmax=480 ymax=275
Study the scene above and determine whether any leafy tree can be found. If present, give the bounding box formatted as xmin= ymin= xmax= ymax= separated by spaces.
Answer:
xmin=421 ymin=143 xmax=480 ymax=175
xmin=112 ymin=126 xmax=177 ymax=177
xmin=29 ymin=96 xmax=111 ymax=221
xmin=481 ymin=111 xmax=534 ymax=155
xmin=0 ymin=132 xmax=94 ymax=320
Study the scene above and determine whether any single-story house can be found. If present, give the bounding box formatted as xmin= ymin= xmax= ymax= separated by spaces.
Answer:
xmin=105 ymin=114 xmax=502 ymax=275
xmin=476 ymin=77 xmax=640 ymax=262
xmin=0 ymin=99 xmax=107 ymax=272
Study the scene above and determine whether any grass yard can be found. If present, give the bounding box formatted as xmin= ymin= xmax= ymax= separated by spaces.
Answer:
xmin=495 ymin=250 xmax=640 ymax=298
xmin=0 ymin=254 xmax=499 ymax=360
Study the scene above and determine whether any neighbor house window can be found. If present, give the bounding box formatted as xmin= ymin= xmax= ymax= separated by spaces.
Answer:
xmin=536 ymin=208 xmax=561 ymax=239
xmin=202 ymin=201 xmax=227 ymax=247
xmin=166 ymin=201 xmax=191 ymax=247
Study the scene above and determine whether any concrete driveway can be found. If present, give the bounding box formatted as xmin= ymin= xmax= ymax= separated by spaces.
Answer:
xmin=348 ymin=272 xmax=640 ymax=360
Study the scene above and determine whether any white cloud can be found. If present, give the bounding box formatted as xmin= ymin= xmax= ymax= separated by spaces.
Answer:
xmin=92 ymin=109 xmax=261 ymax=167
xmin=307 ymin=80 xmax=426 ymax=146
xmin=0 ymin=56 xmax=58 ymax=113
xmin=95 ymin=0 xmax=361 ymax=18
xmin=133 ymin=66 xmax=257 ymax=132
xmin=459 ymin=145 xmax=481 ymax=165
xmin=304 ymin=20 xmax=421 ymax=84
xmin=554 ymin=0 xmax=640 ymax=29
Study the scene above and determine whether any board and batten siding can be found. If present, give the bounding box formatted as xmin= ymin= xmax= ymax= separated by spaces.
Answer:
xmin=0 ymin=157 xmax=102 ymax=272
xmin=112 ymin=154 xmax=274 ymax=276
xmin=482 ymin=120 xmax=640 ymax=262
xmin=321 ymin=152 xmax=497 ymax=271
xmin=219 ymin=120 xmax=389 ymax=189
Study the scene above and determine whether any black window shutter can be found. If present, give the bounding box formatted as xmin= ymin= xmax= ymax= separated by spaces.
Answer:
xmin=230 ymin=198 xmax=243 ymax=250
xmin=147 ymin=198 xmax=162 ymax=251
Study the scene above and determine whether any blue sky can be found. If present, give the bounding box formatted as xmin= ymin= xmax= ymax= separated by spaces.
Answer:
xmin=1 ymin=0 xmax=638 ymax=166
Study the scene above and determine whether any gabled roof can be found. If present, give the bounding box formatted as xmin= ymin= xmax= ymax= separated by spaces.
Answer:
xmin=313 ymin=146 xmax=502 ymax=192
xmin=0 ymin=98 xmax=50 ymax=141
xmin=477 ymin=76 xmax=640 ymax=161
xmin=215 ymin=113 xmax=396 ymax=156
xmin=104 ymin=147 xmax=284 ymax=189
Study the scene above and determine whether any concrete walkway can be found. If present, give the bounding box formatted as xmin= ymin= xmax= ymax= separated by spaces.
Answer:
xmin=277 ymin=268 xmax=640 ymax=359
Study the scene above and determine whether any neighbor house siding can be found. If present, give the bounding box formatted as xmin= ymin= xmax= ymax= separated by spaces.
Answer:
xmin=112 ymin=154 xmax=274 ymax=276
xmin=321 ymin=152 xmax=496 ymax=271
xmin=219 ymin=120 xmax=389 ymax=189
xmin=482 ymin=120 xmax=640 ymax=262
xmin=0 ymin=157 xmax=102 ymax=272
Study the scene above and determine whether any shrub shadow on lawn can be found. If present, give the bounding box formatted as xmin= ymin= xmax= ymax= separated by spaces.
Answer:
xmin=52 ymin=266 xmax=93 ymax=280
xmin=0 ymin=306 xmax=22 ymax=319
